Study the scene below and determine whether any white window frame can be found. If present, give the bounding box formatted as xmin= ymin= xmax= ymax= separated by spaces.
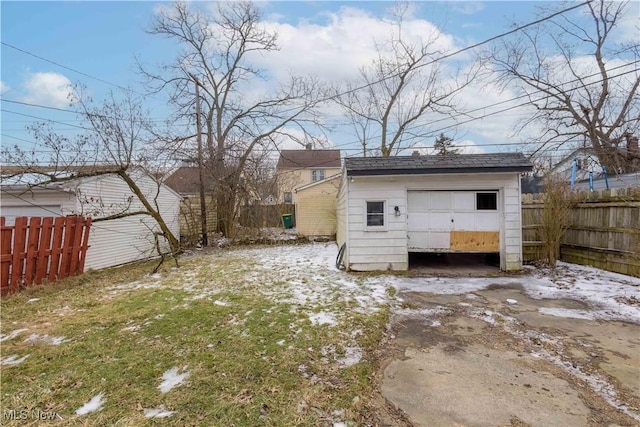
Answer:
xmin=283 ymin=192 xmax=293 ymax=204
xmin=364 ymin=200 xmax=386 ymax=230
xmin=311 ymin=169 xmax=325 ymax=182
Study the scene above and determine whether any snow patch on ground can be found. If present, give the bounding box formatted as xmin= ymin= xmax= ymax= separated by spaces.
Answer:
xmin=388 ymin=262 xmax=639 ymax=324
xmin=337 ymin=346 xmax=363 ymax=368
xmin=309 ymin=311 xmax=337 ymax=326
xmin=214 ymin=300 xmax=229 ymax=306
xmin=1 ymin=354 xmax=30 ymax=366
xmin=76 ymin=392 xmax=106 ymax=416
xmin=539 ymin=307 xmax=596 ymax=320
xmin=24 ymin=333 xmax=67 ymax=345
xmin=158 ymin=367 xmax=190 ymax=393
xmin=0 ymin=328 xmax=28 ymax=342
xmin=144 ymin=405 xmax=175 ymax=418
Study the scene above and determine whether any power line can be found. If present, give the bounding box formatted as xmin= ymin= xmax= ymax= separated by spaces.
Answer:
xmin=1 ymin=41 xmax=152 ymax=98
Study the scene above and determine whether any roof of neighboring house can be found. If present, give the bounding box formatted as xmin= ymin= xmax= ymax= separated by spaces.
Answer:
xmin=295 ymin=173 xmax=342 ymax=193
xmin=276 ymin=149 xmax=341 ymax=169
xmin=163 ymin=166 xmax=202 ymax=195
xmin=344 ymin=153 xmax=533 ymax=176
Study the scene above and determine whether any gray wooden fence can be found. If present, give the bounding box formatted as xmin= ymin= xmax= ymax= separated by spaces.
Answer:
xmin=522 ymin=188 xmax=640 ymax=277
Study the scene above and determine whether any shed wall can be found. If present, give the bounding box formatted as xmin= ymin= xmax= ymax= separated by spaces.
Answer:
xmin=344 ymin=173 xmax=523 ymax=271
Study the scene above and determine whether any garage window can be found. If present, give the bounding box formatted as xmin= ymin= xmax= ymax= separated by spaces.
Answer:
xmin=476 ymin=193 xmax=497 ymax=210
xmin=366 ymin=201 xmax=385 ymax=227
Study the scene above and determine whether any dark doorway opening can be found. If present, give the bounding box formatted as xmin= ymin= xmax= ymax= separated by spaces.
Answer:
xmin=408 ymin=252 xmax=500 ymax=276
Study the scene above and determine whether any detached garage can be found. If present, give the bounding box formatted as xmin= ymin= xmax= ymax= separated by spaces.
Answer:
xmin=336 ymin=153 xmax=533 ymax=272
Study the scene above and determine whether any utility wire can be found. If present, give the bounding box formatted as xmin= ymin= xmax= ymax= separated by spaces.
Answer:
xmin=1 ymin=41 xmax=152 ymax=99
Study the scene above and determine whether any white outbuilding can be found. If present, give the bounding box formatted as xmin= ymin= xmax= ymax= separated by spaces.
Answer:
xmin=1 ymin=169 xmax=181 ymax=270
xmin=336 ymin=153 xmax=533 ymax=271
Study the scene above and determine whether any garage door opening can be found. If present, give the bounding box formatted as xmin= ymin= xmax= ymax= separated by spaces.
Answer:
xmin=408 ymin=252 xmax=500 ymax=275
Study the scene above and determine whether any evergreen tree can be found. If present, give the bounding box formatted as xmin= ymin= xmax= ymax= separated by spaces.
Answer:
xmin=433 ymin=133 xmax=459 ymax=155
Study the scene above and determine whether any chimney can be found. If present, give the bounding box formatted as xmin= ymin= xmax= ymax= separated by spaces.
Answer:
xmin=305 ymin=143 xmax=312 ymax=150
xmin=412 ymin=150 xmax=420 ymax=157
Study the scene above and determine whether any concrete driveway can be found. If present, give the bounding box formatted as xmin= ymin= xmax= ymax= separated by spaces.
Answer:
xmin=381 ymin=264 xmax=640 ymax=427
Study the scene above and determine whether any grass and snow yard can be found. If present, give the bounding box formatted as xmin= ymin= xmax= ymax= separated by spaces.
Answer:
xmin=1 ymin=243 xmax=393 ymax=425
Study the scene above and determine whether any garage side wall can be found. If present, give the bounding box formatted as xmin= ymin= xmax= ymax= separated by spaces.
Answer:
xmin=75 ymin=173 xmax=181 ymax=270
xmin=346 ymin=173 xmax=523 ymax=271
xmin=296 ymin=178 xmax=339 ymax=237
xmin=336 ymin=174 xmax=348 ymax=265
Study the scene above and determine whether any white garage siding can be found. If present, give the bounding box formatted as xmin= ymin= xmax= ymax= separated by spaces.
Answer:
xmin=0 ymin=189 xmax=73 ymax=224
xmin=74 ymin=172 xmax=181 ymax=270
xmin=343 ymin=173 xmax=523 ymax=272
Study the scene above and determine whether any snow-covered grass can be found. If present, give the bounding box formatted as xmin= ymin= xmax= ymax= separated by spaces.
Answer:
xmin=0 ymin=242 xmax=390 ymax=425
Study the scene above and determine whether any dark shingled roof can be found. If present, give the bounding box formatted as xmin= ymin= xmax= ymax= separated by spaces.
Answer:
xmin=277 ymin=149 xmax=341 ymax=169
xmin=345 ymin=153 xmax=532 ymax=176
xmin=163 ymin=166 xmax=202 ymax=195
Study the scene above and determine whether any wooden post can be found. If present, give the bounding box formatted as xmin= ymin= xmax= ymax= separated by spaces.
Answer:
xmin=0 ymin=218 xmax=12 ymax=294
xmin=11 ymin=217 xmax=28 ymax=292
xmin=191 ymin=73 xmax=209 ymax=247
xmin=78 ymin=217 xmax=92 ymax=273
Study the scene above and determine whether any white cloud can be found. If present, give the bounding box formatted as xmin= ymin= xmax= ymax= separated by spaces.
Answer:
xmin=0 ymin=81 xmax=10 ymax=95
xmin=21 ymin=72 xmax=74 ymax=108
xmin=451 ymin=2 xmax=486 ymax=15
xmin=257 ymin=6 xmax=458 ymax=83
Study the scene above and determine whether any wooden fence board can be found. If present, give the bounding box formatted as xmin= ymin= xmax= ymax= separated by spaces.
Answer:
xmin=11 ymin=217 xmax=27 ymax=292
xmin=35 ymin=217 xmax=54 ymax=284
xmin=1 ymin=216 xmax=92 ymax=295
xmin=1 ymin=218 xmax=11 ymax=294
xmin=78 ymin=218 xmax=92 ymax=274
xmin=48 ymin=217 xmax=65 ymax=282
xmin=24 ymin=217 xmax=42 ymax=286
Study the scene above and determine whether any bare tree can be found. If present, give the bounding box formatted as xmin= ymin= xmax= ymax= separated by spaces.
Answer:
xmin=335 ymin=2 xmax=478 ymax=157
xmin=1 ymin=89 xmax=182 ymax=270
xmin=141 ymin=1 xmax=325 ymax=237
xmin=491 ymin=0 xmax=640 ymax=174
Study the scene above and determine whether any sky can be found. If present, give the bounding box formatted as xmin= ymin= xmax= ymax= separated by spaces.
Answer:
xmin=1 ymin=1 xmax=639 ymax=165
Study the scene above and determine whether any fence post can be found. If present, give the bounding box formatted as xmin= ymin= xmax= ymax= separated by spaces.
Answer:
xmin=10 ymin=217 xmax=28 ymax=292
xmin=1 ymin=218 xmax=12 ymax=295
xmin=78 ymin=218 xmax=92 ymax=273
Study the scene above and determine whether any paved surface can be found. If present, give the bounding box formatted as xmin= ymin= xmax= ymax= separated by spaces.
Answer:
xmin=381 ymin=282 xmax=640 ymax=427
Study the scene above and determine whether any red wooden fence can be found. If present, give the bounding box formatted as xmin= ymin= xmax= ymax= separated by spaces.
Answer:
xmin=0 ymin=216 xmax=92 ymax=295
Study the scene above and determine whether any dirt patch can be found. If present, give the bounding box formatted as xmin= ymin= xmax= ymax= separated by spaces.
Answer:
xmin=380 ymin=286 xmax=640 ymax=426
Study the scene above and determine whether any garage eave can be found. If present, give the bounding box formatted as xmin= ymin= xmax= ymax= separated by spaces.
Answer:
xmin=347 ymin=166 xmax=532 ymax=176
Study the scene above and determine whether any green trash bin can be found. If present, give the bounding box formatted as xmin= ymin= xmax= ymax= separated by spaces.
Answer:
xmin=282 ymin=214 xmax=293 ymax=229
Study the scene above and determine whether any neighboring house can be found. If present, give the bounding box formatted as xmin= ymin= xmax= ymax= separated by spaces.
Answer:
xmin=547 ymin=147 xmax=602 ymax=182
xmin=276 ymin=146 xmax=341 ymax=204
xmin=295 ymin=174 xmax=341 ymax=237
xmin=163 ymin=166 xmax=217 ymax=241
xmin=336 ymin=153 xmax=533 ymax=272
xmin=1 ymin=169 xmax=181 ymax=270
